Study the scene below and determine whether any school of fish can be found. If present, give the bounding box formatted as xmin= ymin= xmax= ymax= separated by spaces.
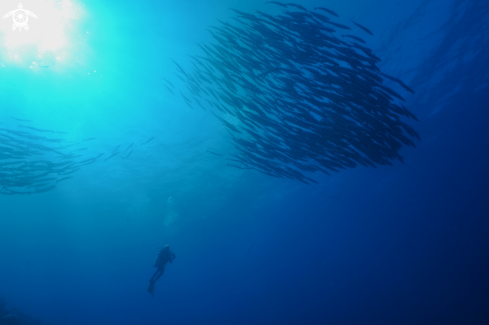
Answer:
xmin=0 ymin=118 xmax=155 ymax=195
xmin=173 ymin=2 xmax=419 ymax=184
xmin=0 ymin=120 xmax=102 ymax=195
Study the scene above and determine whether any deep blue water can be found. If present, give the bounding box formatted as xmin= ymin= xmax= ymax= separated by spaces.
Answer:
xmin=0 ymin=0 xmax=488 ymax=324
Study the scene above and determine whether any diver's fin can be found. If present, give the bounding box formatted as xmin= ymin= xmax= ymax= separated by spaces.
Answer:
xmin=147 ymin=282 xmax=155 ymax=296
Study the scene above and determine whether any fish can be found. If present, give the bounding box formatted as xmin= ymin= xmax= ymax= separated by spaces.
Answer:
xmin=285 ymin=3 xmax=307 ymax=11
xmin=60 ymin=154 xmax=82 ymax=160
xmin=207 ymin=150 xmax=224 ymax=156
xmin=379 ymin=72 xmax=415 ymax=94
xmin=58 ymin=168 xmax=80 ymax=175
xmin=104 ymin=152 xmax=119 ymax=162
xmin=112 ymin=145 xmax=121 ymax=153
xmin=125 ymin=143 xmax=134 ymax=152
xmin=19 ymin=125 xmax=55 ymax=133
xmin=56 ymin=176 xmax=74 ymax=183
xmin=265 ymin=1 xmax=287 ymax=8
xmin=342 ymin=34 xmax=366 ymax=44
xmin=164 ymin=85 xmax=174 ymax=95
xmin=314 ymin=7 xmax=339 ymax=17
xmin=11 ymin=116 xmax=32 ymax=122
xmin=171 ymin=58 xmax=189 ymax=77
xmin=180 ymin=92 xmax=192 ymax=104
xmin=228 ymin=163 xmax=254 ymax=170
xmin=122 ymin=150 xmax=133 ymax=159
xmin=351 ymin=20 xmax=374 ymax=36
xmin=34 ymin=184 xmax=56 ymax=193
xmin=162 ymin=78 xmax=175 ymax=88
xmin=141 ymin=137 xmax=155 ymax=145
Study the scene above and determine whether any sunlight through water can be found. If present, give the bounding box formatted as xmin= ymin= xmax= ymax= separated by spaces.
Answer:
xmin=0 ymin=0 xmax=86 ymax=70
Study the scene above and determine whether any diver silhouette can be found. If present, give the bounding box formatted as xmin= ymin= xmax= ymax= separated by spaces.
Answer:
xmin=148 ymin=245 xmax=175 ymax=297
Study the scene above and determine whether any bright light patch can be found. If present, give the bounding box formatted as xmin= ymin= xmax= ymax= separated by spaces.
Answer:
xmin=0 ymin=0 xmax=85 ymax=69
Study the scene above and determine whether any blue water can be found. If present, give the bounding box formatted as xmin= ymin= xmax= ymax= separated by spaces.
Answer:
xmin=0 ymin=0 xmax=488 ymax=324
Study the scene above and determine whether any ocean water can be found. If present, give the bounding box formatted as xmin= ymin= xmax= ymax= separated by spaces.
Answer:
xmin=0 ymin=0 xmax=488 ymax=324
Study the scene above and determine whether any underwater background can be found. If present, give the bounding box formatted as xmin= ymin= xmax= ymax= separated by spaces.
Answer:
xmin=0 ymin=0 xmax=488 ymax=324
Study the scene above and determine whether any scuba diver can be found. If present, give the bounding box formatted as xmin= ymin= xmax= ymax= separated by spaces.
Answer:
xmin=148 ymin=245 xmax=175 ymax=297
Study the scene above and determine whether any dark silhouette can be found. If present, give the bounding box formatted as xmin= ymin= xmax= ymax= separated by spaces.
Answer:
xmin=147 ymin=245 xmax=175 ymax=297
